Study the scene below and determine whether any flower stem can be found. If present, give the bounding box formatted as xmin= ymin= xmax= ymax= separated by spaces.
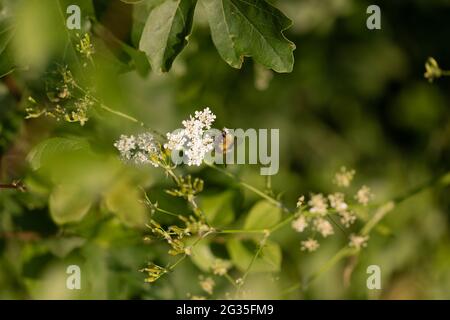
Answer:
xmin=206 ymin=163 xmax=292 ymax=213
xmin=216 ymin=229 xmax=266 ymax=234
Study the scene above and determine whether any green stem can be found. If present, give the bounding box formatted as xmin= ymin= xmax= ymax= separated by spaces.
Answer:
xmin=99 ymin=103 xmax=144 ymax=126
xmin=216 ymin=229 xmax=266 ymax=235
xmin=270 ymin=215 xmax=295 ymax=233
xmin=224 ymin=273 xmax=238 ymax=288
xmin=206 ymin=163 xmax=292 ymax=213
xmin=168 ymin=255 xmax=186 ymax=271
xmin=73 ymin=82 xmax=166 ymax=139
xmin=235 ymin=237 xmax=267 ymax=298
xmin=154 ymin=207 xmax=180 ymax=218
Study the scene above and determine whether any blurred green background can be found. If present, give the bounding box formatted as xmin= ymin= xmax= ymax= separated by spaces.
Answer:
xmin=0 ymin=0 xmax=449 ymax=299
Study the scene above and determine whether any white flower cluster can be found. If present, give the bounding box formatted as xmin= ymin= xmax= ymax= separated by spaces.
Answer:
xmin=114 ymin=132 xmax=159 ymax=167
xmin=292 ymin=193 xmax=337 ymax=239
xmin=292 ymin=192 xmax=358 ymax=237
xmin=349 ymin=234 xmax=369 ymax=249
xmin=355 ymin=185 xmax=373 ymax=206
xmin=301 ymin=238 xmax=319 ymax=252
xmin=328 ymin=192 xmax=356 ymax=227
xmin=164 ymin=107 xmax=216 ymax=166
xmin=292 ymin=167 xmax=374 ymax=253
xmin=199 ymin=276 xmax=215 ymax=295
xmin=333 ymin=166 xmax=356 ymax=187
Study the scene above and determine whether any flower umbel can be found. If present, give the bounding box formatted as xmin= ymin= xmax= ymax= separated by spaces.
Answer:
xmin=291 ymin=215 xmax=308 ymax=233
xmin=333 ymin=166 xmax=355 ymax=188
xmin=212 ymin=259 xmax=231 ymax=276
xmin=114 ymin=132 xmax=160 ymax=166
xmin=199 ymin=276 xmax=215 ymax=295
xmin=301 ymin=238 xmax=319 ymax=252
xmin=349 ymin=234 xmax=369 ymax=250
xmin=355 ymin=185 xmax=373 ymax=206
xmin=308 ymin=193 xmax=328 ymax=215
xmin=314 ymin=218 xmax=334 ymax=238
xmin=164 ymin=107 xmax=216 ymax=166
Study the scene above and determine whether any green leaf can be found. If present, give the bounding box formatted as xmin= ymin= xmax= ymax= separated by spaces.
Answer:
xmin=45 ymin=236 xmax=86 ymax=258
xmin=139 ymin=0 xmax=197 ymax=73
xmin=49 ymin=184 xmax=94 ymax=225
xmin=104 ymin=179 xmax=147 ymax=228
xmin=201 ymin=0 xmax=295 ymax=73
xmin=92 ymin=21 xmax=150 ymax=76
xmin=27 ymin=137 xmax=90 ymax=171
xmin=120 ymin=42 xmax=151 ymax=76
xmin=201 ymin=191 xmax=235 ymax=227
xmin=0 ymin=18 xmax=16 ymax=78
xmin=189 ymin=240 xmax=217 ymax=272
xmin=226 ymin=238 xmax=281 ymax=273
xmin=244 ymin=200 xmax=281 ymax=230
xmin=201 ymin=0 xmax=295 ymax=72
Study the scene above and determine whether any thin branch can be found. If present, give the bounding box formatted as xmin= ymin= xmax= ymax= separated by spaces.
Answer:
xmin=0 ymin=181 xmax=26 ymax=192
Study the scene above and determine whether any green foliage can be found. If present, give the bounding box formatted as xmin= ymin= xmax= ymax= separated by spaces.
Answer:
xmin=49 ymin=183 xmax=94 ymax=224
xmin=244 ymin=200 xmax=281 ymax=230
xmin=226 ymin=238 xmax=281 ymax=273
xmin=201 ymin=0 xmax=295 ymax=72
xmin=201 ymin=191 xmax=235 ymax=227
xmin=27 ymin=137 xmax=90 ymax=171
xmin=139 ymin=0 xmax=197 ymax=73
xmin=189 ymin=240 xmax=217 ymax=272
xmin=1 ymin=0 xmax=450 ymax=301
xmin=137 ymin=0 xmax=295 ymax=73
xmin=104 ymin=178 xmax=147 ymax=228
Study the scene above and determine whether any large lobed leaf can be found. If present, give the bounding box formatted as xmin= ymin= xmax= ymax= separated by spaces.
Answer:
xmin=139 ymin=0 xmax=197 ymax=73
xmin=201 ymin=0 xmax=296 ymax=73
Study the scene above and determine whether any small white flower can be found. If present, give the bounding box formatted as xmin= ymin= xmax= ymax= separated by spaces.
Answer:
xmin=339 ymin=210 xmax=356 ymax=228
xmin=314 ymin=218 xmax=334 ymax=238
xmin=114 ymin=132 xmax=159 ymax=167
xmin=349 ymin=234 xmax=369 ymax=250
xmin=291 ymin=215 xmax=308 ymax=233
xmin=194 ymin=107 xmax=216 ymax=129
xmin=301 ymin=238 xmax=319 ymax=252
xmin=114 ymin=134 xmax=136 ymax=161
xmin=165 ymin=130 xmax=187 ymax=151
xmin=165 ymin=108 xmax=216 ymax=166
xmin=355 ymin=185 xmax=373 ymax=206
xmin=308 ymin=193 xmax=328 ymax=215
xmin=333 ymin=166 xmax=355 ymax=187
xmin=199 ymin=276 xmax=215 ymax=295
xmin=212 ymin=259 xmax=231 ymax=276
xmin=328 ymin=192 xmax=348 ymax=212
